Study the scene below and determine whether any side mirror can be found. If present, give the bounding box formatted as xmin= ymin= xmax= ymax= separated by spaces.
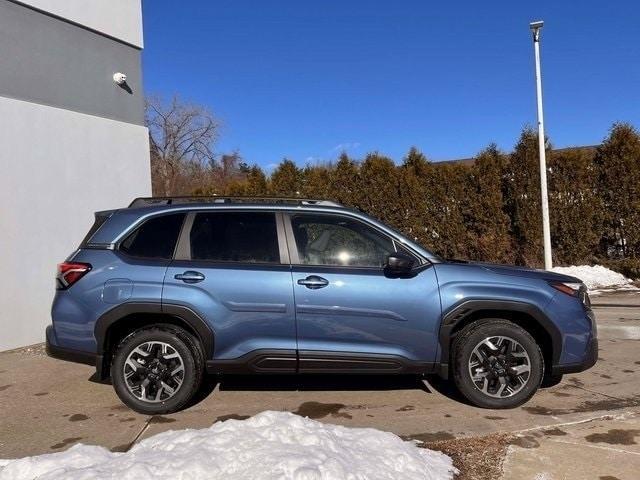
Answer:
xmin=384 ymin=253 xmax=415 ymax=277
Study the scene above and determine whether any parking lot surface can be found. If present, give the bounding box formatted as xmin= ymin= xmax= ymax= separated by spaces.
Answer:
xmin=1 ymin=292 xmax=639 ymax=479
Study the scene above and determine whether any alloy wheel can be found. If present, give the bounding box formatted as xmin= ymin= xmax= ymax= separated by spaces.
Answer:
xmin=123 ymin=341 xmax=185 ymax=403
xmin=467 ymin=336 xmax=531 ymax=398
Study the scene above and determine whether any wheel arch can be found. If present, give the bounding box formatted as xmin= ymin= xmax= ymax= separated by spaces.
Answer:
xmin=437 ymin=300 xmax=560 ymax=379
xmin=94 ymin=302 xmax=214 ymax=379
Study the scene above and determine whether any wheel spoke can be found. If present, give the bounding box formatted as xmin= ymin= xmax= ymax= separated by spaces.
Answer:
xmin=154 ymin=384 xmax=164 ymax=401
xmin=140 ymin=377 xmax=150 ymax=400
xmin=472 ymin=346 xmax=489 ymax=363
xmin=482 ymin=339 xmax=499 ymax=352
xmin=496 ymin=377 xmax=507 ymax=397
xmin=132 ymin=346 xmax=151 ymax=358
xmin=126 ymin=357 xmax=145 ymax=373
xmin=161 ymin=381 xmax=175 ymax=395
xmin=471 ymin=368 xmax=488 ymax=382
xmin=511 ymin=364 xmax=530 ymax=376
xmin=511 ymin=350 xmax=528 ymax=358
xmin=480 ymin=377 xmax=490 ymax=393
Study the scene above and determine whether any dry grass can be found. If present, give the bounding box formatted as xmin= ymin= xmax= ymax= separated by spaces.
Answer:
xmin=422 ymin=432 xmax=515 ymax=480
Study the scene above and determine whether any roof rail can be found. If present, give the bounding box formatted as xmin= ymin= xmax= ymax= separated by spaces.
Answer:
xmin=128 ymin=196 xmax=344 ymax=208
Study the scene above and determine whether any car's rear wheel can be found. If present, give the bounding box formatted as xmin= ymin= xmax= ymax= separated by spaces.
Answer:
xmin=452 ymin=319 xmax=543 ymax=409
xmin=111 ymin=325 xmax=204 ymax=414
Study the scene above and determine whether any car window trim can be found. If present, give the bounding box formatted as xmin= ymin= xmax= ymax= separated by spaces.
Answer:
xmin=174 ymin=212 xmax=195 ymax=261
xmin=282 ymin=211 xmax=424 ymax=269
xmin=174 ymin=209 xmax=289 ymax=265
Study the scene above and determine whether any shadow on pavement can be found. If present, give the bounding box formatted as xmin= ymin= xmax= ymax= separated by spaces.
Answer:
xmin=214 ymin=374 xmax=432 ymax=392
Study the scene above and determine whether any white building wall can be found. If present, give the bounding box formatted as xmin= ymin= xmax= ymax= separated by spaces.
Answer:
xmin=18 ymin=0 xmax=143 ymax=47
xmin=0 ymin=97 xmax=151 ymax=351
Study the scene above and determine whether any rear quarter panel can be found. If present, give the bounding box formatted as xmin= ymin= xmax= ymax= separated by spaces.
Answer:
xmin=51 ymin=250 xmax=168 ymax=352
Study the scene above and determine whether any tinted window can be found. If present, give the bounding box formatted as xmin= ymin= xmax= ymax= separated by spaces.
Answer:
xmin=120 ymin=213 xmax=185 ymax=259
xmin=79 ymin=211 xmax=111 ymax=247
xmin=291 ymin=214 xmax=394 ymax=267
xmin=190 ymin=212 xmax=280 ymax=263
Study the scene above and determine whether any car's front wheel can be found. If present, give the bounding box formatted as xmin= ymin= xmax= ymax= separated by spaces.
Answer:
xmin=452 ymin=319 xmax=543 ymax=409
xmin=111 ymin=325 xmax=204 ymax=415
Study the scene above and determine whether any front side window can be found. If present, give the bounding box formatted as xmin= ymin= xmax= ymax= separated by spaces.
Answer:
xmin=190 ymin=211 xmax=280 ymax=263
xmin=120 ymin=213 xmax=185 ymax=259
xmin=290 ymin=214 xmax=394 ymax=267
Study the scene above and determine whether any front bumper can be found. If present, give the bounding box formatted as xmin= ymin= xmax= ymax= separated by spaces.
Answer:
xmin=45 ymin=325 xmax=96 ymax=367
xmin=551 ymin=336 xmax=598 ymax=375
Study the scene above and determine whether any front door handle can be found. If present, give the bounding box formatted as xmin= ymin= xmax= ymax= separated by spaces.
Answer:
xmin=297 ymin=275 xmax=329 ymax=289
xmin=174 ymin=271 xmax=205 ymax=283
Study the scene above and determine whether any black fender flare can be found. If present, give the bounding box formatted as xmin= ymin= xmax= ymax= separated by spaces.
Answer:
xmin=437 ymin=299 xmax=562 ymax=378
xmin=94 ymin=302 xmax=214 ymax=377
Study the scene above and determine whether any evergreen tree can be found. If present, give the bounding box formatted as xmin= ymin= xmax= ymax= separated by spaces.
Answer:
xmin=226 ymin=165 xmax=268 ymax=196
xmin=548 ymin=148 xmax=602 ymax=264
xmin=595 ymin=123 xmax=640 ymax=257
xmin=427 ymin=162 xmax=470 ymax=259
xmin=328 ymin=153 xmax=360 ymax=207
xmin=301 ymin=164 xmax=332 ymax=198
xmin=269 ymin=159 xmax=302 ymax=196
xmin=398 ymin=148 xmax=433 ymax=247
xmin=464 ymin=144 xmax=513 ymax=263
xmin=504 ymin=128 xmax=548 ymax=266
xmin=355 ymin=153 xmax=401 ymax=227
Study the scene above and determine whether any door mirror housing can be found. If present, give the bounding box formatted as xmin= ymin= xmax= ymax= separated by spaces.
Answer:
xmin=384 ymin=253 xmax=415 ymax=277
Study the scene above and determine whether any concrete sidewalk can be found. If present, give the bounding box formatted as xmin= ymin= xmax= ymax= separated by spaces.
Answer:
xmin=1 ymin=292 xmax=639 ymax=479
xmin=503 ymin=412 xmax=640 ymax=480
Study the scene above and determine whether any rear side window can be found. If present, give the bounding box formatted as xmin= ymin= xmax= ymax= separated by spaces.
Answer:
xmin=79 ymin=211 xmax=112 ymax=247
xmin=190 ymin=212 xmax=279 ymax=263
xmin=120 ymin=213 xmax=185 ymax=259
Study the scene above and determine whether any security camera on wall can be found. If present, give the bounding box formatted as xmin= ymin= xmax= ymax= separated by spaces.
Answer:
xmin=113 ymin=72 xmax=127 ymax=85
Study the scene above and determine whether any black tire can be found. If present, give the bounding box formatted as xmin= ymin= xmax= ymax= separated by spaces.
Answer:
xmin=111 ymin=325 xmax=204 ymax=415
xmin=452 ymin=319 xmax=543 ymax=409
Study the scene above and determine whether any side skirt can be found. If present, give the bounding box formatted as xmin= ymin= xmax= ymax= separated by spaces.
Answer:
xmin=206 ymin=349 xmax=437 ymax=375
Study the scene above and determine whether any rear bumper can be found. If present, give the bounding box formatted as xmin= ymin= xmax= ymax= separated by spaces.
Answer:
xmin=551 ymin=336 xmax=598 ymax=376
xmin=45 ymin=325 xmax=97 ymax=367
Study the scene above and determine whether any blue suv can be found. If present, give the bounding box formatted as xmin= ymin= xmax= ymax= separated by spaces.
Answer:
xmin=46 ymin=197 xmax=597 ymax=414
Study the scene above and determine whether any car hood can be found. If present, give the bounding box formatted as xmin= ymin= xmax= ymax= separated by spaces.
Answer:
xmin=444 ymin=260 xmax=582 ymax=284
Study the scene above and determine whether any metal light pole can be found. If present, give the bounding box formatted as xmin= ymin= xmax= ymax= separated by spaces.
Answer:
xmin=530 ymin=20 xmax=552 ymax=270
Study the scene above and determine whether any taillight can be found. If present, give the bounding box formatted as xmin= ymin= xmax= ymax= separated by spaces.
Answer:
xmin=56 ymin=262 xmax=92 ymax=289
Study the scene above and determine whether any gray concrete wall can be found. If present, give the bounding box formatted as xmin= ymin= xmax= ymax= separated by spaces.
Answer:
xmin=0 ymin=1 xmax=144 ymax=125
xmin=0 ymin=0 xmax=150 ymax=350
xmin=14 ymin=0 xmax=143 ymax=47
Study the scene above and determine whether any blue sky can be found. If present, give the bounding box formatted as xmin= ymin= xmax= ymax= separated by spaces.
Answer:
xmin=142 ymin=1 xmax=639 ymax=169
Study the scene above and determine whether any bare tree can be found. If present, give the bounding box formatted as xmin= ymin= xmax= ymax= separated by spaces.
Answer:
xmin=146 ymin=95 xmax=220 ymax=195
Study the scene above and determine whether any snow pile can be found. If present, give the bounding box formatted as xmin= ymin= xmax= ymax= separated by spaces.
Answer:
xmin=551 ymin=264 xmax=636 ymax=293
xmin=0 ymin=411 xmax=457 ymax=480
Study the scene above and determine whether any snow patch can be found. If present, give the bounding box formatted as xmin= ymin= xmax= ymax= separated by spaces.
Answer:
xmin=550 ymin=265 xmax=637 ymax=293
xmin=0 ymin=411 xmax=457 ymax=480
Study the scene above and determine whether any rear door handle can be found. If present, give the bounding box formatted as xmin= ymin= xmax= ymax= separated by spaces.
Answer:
xmin=174 ymin=271 xmax=205 ymax=283
xmin=297 ymin=275 xmax=329 ymax=289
